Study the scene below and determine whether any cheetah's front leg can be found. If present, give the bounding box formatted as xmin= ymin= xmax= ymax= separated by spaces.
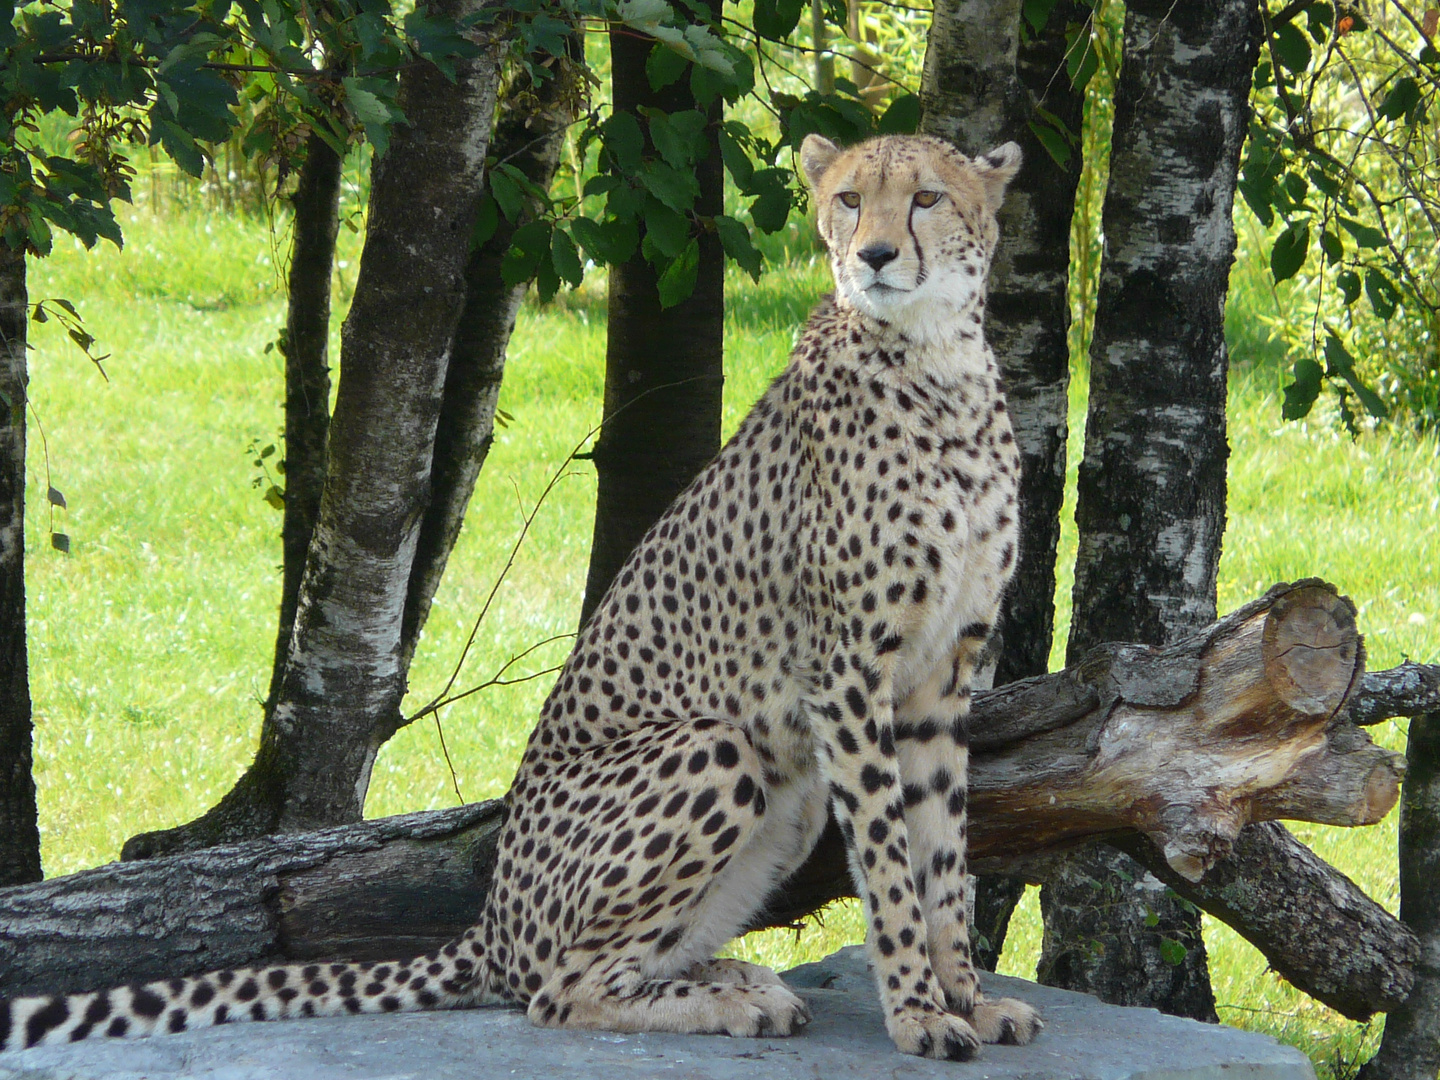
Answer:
xmin=894 ymin=636 xmax=1040 ymax=1046
xmin=819 ymin=662 xmax=987 ymax=1061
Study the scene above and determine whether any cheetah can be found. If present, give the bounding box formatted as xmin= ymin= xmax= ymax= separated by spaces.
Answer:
xmin=2 ymin=132 xmax=1039 ymax=1060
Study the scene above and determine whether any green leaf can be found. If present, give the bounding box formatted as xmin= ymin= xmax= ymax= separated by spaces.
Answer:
xmin=1027 ymin=119 xmax=1071 ymax=168
xmin=584 ymin=174 xmax=620 ymax=199
xmin=1378 ymin=77 xmax=1421 ymax=122
xmin=1319 ymin=230 xmax=1343 ymax=265
xmin=1338 ymin=216 xmax=1386 ymax=249
xmin=753 ymin=0 xmax=804 ymax=40
xmin=551 ymin=227 xmax=584 ymax=287
xmin=656 ymin=238 xmax=700 ymax=308
xmin=1323 ymin=329 xmax=1358 ymax=374
xmin=747 ymin=169 xmax=794 ymax=234
xmin=1365 ymin=267 xmax=1399 ymax=320
xmin=535 ymin=252 xmax=561 ymax=304
xmin=876 ymin=94 xmax=921 ymax=136
xmin=1282 ymin=357 xmax=1324 ymax=420
xmin=489 ymin=168 xmax=524 ymax=222
xmin=639 ymin=160 xmax=700 ymax=214
xmin=603 ymin=111 xmax=644 ymax=174
xmin=1158 ymin=939 xmax=1188 ymax=967
xmin=646 ymin=41 xmax=689 ymax=90
xmin=1325 ymin=329 xmax=1389 ymax=418
xmin=342 ymin=76 xmax=399 ymax=156
xmin=643 ymin=198 xmax=690 ymax=258
xmin=714 ymin=214 xmax=762 ymax=280
xmin=648 ymin=109 xmax=708 ymax=169
xmin=472 ymin=193 xmax=499 ymax=250
xmin=1270 ymin=221 xmax=1309 ymax=283
xmin=1023 ymin=0 xmax=1061 ymax=32
xmin=264 ymin=485 xmax=286 ymax=512
xmin=501 ymin=220 xmax=552 ymax=288
xmin=1282 ymin=172 xmax=1308 ymax=204
xmin=1336 ymin=269 xmax=1362 ymax=305
xmin=719 ymin=127 xmax=755 ymax=188
xmin=1271 ymin=23 xmax=1312 ymax=73
xmin=46 ymin=486 xmax=66 ymax=508
xmin=51 ymin=532 xmax=70 ymax=554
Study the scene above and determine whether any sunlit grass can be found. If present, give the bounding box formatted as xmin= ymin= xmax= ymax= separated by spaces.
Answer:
xmin=23 ymin=205 xmax=1438 ymax=1077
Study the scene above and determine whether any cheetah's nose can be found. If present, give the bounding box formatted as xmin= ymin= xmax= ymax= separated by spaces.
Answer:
xmin=857 ymin=243 xmax=899 ymax=270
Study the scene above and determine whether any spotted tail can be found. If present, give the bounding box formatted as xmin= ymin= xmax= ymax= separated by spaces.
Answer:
xmin=1 ymin=933 xmax=490 ymax=1051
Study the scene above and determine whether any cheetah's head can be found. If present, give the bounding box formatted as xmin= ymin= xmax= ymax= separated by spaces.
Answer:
xmin=800 ymin=134 xmax=1020 ymax=338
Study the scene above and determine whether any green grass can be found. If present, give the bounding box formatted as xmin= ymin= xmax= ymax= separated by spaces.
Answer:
xmin=22 ymin=206 xmax=1439 ymax=1078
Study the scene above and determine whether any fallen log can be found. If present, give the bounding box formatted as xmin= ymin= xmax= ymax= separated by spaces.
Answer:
xmin=0 ymin=581 xmax=1415 ymax=1018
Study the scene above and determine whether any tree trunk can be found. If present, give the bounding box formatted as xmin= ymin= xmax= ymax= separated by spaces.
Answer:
xmin=120 ymin=1 xmax=504 ymax=860
xmin=3 ymin=588 xmax=1418 ymax=1016
xmin=266 ymin=129 xmax=343 ymax=706
xmin=1358 ymin=711 xmax=1440 ymax=1079
xmin=918 ymin=0 xmax=1088 ymax=967
xmin=401 ymin=48 xmax=580 ymax=667
xmin=0 ymin=240 xmax=38 ymax=887
xmin=1042 ymin=0 xmax=1262 ymax=1021
xmin=578 ymin=13 xmax=725 ymax=628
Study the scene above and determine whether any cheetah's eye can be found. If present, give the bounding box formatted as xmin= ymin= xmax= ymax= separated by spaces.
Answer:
xmin=913 ymin=190 xmax=942 ymax=209
xmin=837 ymin=191 xmax=861 ymax=209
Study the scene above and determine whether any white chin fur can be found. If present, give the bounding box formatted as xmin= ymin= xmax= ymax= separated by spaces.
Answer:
xmin=836 ymin=267 xmax=979 ymax=351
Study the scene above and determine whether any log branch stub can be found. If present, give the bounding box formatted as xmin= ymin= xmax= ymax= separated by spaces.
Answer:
xmin=968 ymin=579 xmax=1399 ymax=882
xmin=1350 ymin=661 xmax=1440 ymax=727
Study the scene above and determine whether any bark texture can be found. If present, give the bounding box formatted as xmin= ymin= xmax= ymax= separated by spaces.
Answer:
xmin=918 ymin=0 xmax=1088 ymax=971
xmin=1045 ymin=0 xmax=1262 ymax=1020
xmin=10 ymin=586 xmax=1413 ymax=1018
xmin=267 ymin=129 xmax=343 ymax=706
xmin=578 ymin=13 xmax=724 ymax=628
xmin=121 ymin=3 xmax=503 ymax=860
xmin=0 ymin=240 xmax=38 ymax=887
xmin=1359 ymin=711 xmax=1440 ymax=1078
xmin=401 ymin=50 xmax=579 ymax=667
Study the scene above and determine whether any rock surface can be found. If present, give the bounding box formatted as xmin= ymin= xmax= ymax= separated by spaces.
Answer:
xmin=0 ymin=946 xmax=1315 ymax=1080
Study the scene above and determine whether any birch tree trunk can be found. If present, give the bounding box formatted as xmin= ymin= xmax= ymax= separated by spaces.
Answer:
xmin=1042 ymin=0 xmax=1262 ymax=1020
xmin=578 ymin=11 xmax=724 ymax=627
xmin=121 ymin=2 xmax=504 ymax=859
xmin=0 ymin=239 xmax=38 ymax=887
xmin=401 ymin=48 xmax=580 ymax=665
xmin=1359 ymin=711 xmax=1440 ymax=1080
xmin=266 ymin=129 xmax=343 ymax=706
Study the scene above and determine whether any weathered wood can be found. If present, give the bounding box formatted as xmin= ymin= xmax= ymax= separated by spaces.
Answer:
xmin=0 ymin=583 xmax=1410 ymax=1017
xmin=0 ymin=804 xmax=504 ymax=998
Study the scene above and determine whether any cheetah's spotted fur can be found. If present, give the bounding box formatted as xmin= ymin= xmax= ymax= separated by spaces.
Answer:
xmin=2 ymin=133 xmax=1040 ymax=1060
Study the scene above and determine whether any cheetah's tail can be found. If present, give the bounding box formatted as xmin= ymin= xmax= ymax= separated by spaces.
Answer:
xmin=1 ymin=934 xmax=492 ymax=1051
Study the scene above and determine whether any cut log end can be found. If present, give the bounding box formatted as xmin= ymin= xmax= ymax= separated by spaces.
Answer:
xmin=1261 ymin=583 xmax=1361 ymax=717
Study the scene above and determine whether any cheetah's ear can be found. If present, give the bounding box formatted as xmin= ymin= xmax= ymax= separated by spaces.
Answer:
xmin=800 ymin=134 xmax=842 ymax=191
xmin=973 ymin=142 xmax=1022 ymax=209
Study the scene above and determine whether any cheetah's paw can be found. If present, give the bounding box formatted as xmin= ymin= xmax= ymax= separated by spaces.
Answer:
xmin=886 ymin=1009 xmax=982 ymax=1060
xmin=968 ymin=996 xmax=1042 ymax=1045
xmin=702 ymin=984 xmax=811 ymax=1038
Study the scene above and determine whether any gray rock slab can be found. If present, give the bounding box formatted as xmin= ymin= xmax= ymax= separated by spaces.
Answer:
xmin=0 ymin=946 xmax=1315 ymax=1080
